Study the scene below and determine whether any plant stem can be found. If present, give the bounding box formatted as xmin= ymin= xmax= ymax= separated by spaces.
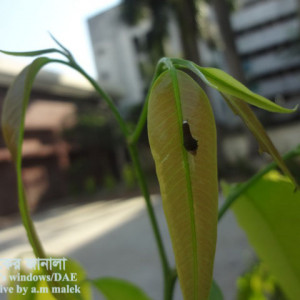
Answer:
xmin=63 ymin=58 xmax=175 ymax=299
xmin=16 ymin=174 xmax=46 ymax=258
xmin=51 ymin=59 xmax=129 ymax=138
xmin=164 ymin=269 xmax=177 ymax=300
xmin=72 ymin=65 xmax=129 ymax=137
xmin=129 ymin=60 xmax=166 ymax=144
xmin=128 ymin=143 xmax=175 ymax=300
xmin=16 ymin=171 xmax=68 ymax=300
xmin=218 ymin=145 xmax=300 ymax=221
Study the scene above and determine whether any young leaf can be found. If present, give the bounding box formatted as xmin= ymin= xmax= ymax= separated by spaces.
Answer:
xmin=223 ymin=95 xmax=298 ymax=188
xmin=1 ymin=57 xmax=52 ymax=162
xmin=224 ymin=171 xmax=300 ymax=299
xmin=197 ymin=67 xmax=298 ymax=113
xmin=148 ymin=70 xmax=218 ymax=299
xmin=91 ymin=278 xmax=151 ymax=300
xmin=0 ymin=48 xmax=64 ymax=57
xmin=1 ymin=57 xmax=54 ymax=256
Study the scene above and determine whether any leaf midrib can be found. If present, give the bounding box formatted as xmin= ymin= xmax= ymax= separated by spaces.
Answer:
xmin=170 ymin=69 xmax=199 ymax=299
xmin=182 ymin=148 xmax=199 ymax=300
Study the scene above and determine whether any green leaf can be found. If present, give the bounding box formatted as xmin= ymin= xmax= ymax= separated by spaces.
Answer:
xmin=0 ymin=48 xmax=64 ymax=57
xmin=91 ymin=278 xmax=151 ymax=300
xmin=172 ymin=60 xmax=298 ymax=188
xmin=1 ymin=57 xmax=52 ymax=162
xmin=148 ymin=70 xmax=218 ymax=300
xmin=223 ymin=96 xmax=298 ymax=188
xmin=226 ymin=171 xmax=300 ymax=300
xmin=209 ymin=280 xmax=224 ymax=300
xmin=197 ymin=67 xmax=298 ymax=113
xmin=1 ymin=57 xmax=56 ymax=256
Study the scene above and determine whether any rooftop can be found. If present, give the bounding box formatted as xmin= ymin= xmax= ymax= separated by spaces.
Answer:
xmin=0 ymin=56 xmax=97 ymax=99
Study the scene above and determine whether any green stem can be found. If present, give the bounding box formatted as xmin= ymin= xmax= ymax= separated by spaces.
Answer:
xmin=128 ymin=143 xmax=174 ymax=300
xmin=60 ymin=57 xmax=174 ymax=299
xmin=51 ymin=59 xmax=129 ymax=138
xmin=218 ymin=145 xmax=300 ymax=221
xmin=16 ymin=167 xmax=68 ymax=300
xmin=16 ymin=171 xmax=46 ymax=258
xmin=129 ymin=60 xmax=166 ymax=144
xmin=70 ymin=65 xmax=129 ymax=137
xmin=164 ymin=269 xmax=177 ymax=300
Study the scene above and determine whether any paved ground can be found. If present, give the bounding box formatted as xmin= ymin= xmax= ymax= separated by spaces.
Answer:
xmin=0 ymin=195 xmax=255 ymax=299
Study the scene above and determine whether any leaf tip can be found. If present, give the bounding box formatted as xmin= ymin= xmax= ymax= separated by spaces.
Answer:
xmin=0 ymin=49 xmax=9 ymax=55
xmin=279 ymin=103 xmax=299 ymax=114
xmin=291 ymin=104 xmax=299 ymax=113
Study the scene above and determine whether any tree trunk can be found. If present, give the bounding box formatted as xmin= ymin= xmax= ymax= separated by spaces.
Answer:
xmin=211 ymin=0 xmax=246 ymax=83
xmin=173 ymin=0 xmax=201 ymax=65
xmin=212 ymin=0 xmax=260 ymax=159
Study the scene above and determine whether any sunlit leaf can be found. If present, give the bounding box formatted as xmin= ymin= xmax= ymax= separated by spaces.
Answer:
xmin=223 ymin=96 xmax=298 ymax=188
xmin=224 ymin=171 xmax=300 ymax=299
xmin=148 ymin=70 xmax=218 ymax=299
xmin=91 ymin=277 xmax=151 ymax=300
xmin=197 ymin=67 xmax=298 ymax=113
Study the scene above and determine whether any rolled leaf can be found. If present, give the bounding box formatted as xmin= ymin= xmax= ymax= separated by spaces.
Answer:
xmin=197 ymin=67 xmax=298 ymax=113
xmin=223 ymin=96 xmax=298 ymax=188
xmin=148 ymin=70 xmax=218 ymax=299
xmin=225 ymin=171 xmax=300 ymax=299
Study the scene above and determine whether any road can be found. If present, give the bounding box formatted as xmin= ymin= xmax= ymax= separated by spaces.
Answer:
xmin=0 ymin=195 xmax=255 ymax=299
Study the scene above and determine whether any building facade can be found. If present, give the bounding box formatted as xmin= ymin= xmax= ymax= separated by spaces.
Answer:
xmin=0 ymin=58 xmax=99 ymax=215
xmin=232 ymin=0 xmax=300 ymax=122
xmin=88 ymin=0 xmax=300 ymax=126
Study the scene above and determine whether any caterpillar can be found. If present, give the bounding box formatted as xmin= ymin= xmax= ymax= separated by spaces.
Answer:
xmin=182 ymin=120 xmax=198 ymax=155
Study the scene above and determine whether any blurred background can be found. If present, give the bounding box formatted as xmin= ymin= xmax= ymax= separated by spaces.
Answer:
xmin=0 ymin=0 xmax=299 ymax=299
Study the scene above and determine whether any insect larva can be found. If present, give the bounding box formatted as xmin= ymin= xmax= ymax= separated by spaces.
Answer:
xmin=182 ymin=120 xmax=198 ymax=154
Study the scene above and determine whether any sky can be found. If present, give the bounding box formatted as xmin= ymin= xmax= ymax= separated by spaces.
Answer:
xmin=0 ymin=0 xmax=121 ymax=78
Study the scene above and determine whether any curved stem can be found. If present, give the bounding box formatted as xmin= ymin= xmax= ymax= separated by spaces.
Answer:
xmin=127 ymin=144 xmax=172 ymax=297
xmin=50 ymin=59 xmax=129 ymax=138
xmin=218 ymin=145 xmax=300 ymax=221
xmin=164 ymin=269 xmax=177 ymax=300
xmin=16 ymin=167 xmax=68 ymax=300
xmin=57 ymin=57 xmax=174 ymax=299
xmin=70 ymin=64 xmax=129 ymax=138
xmin=129 ymin=60 xmax=166 ymax=144
xmin=16 ymin=172 xmax=46 ymax=258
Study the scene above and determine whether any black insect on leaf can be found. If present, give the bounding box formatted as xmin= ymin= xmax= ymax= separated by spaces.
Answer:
xmin=183 ymin=120 xmax=198 ymax=155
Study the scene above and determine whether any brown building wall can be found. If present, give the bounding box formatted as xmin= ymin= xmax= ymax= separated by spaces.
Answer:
xmin=0 ymin=83 xmax=101 ymax=216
